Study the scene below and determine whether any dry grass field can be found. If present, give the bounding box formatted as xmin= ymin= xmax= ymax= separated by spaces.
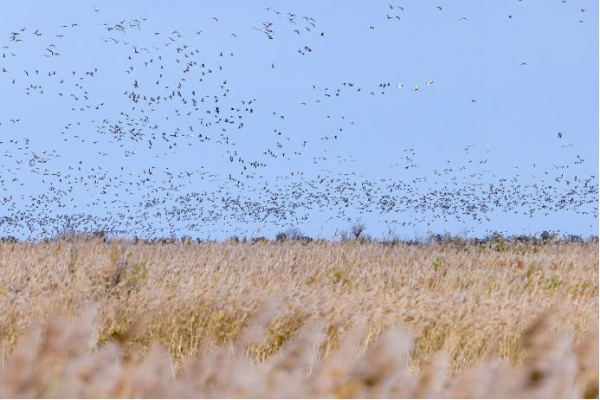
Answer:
xmin=0 ymin=236 xmax=597 ymax=398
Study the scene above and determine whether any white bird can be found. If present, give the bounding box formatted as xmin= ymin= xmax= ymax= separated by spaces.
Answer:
xmin=426 ymin=79 xmax=434 ymax=86
xmin=413 ymin=85 xmax=420 ymax=91
xmin=398 ymin=83 xmax=404 ymax=89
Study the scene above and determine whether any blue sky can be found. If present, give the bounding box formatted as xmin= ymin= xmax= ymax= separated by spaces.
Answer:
xmin=0 ymin=1 xmax=598 ymax=240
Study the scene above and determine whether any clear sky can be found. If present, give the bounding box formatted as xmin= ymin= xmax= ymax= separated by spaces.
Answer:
xmin=0 ymin=1 xmax=598 ymax=241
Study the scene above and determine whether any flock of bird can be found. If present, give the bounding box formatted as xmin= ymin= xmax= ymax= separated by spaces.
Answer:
xmin=0 ymin=3 xmax=597 ymax=240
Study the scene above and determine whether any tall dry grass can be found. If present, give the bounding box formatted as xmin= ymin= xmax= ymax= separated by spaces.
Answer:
xmin=0 ymin=238 xmax=597 ymax=397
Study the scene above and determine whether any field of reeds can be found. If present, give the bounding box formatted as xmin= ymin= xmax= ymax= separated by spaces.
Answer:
xmin=0 ymin=235 xmax=597 ymax=398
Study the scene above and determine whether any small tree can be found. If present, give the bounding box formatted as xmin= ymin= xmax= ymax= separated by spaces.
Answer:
xmin=275 ymin=232 xmax=288 ymax=242
xmin=540 ymin=230 xmax=559 ymax=243
xmin=350 ymin=221 xmax=366 ymax=240
xmin=563 ymin=234 xmax=583 ymax=244
xmin=285 ymin=226 xmax=305 ymax=240
xmin=277 ymin=227 xmax=312 ymax=243
xmin=336 ymin=229 xmax=351 ymax=242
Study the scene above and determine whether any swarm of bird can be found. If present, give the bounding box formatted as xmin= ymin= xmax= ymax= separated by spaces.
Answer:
xmin=0 ymin=3 xmax=596 ymax=240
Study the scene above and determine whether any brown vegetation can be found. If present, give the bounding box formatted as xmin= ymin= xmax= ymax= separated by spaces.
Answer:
xmin=0 ymin=238 xmax=597 ymax=397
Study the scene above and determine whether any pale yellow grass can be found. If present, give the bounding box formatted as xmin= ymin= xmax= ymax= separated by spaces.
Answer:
xmin=0 ymin=238 xmax=597 ymax=397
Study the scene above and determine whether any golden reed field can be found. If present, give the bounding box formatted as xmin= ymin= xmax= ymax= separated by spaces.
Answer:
xmin=0 ymin=235 xmax=597 ymax=398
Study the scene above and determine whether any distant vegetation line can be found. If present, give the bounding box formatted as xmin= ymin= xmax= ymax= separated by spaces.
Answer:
xmin=0 ymin=222 xmax=596 ymax=246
